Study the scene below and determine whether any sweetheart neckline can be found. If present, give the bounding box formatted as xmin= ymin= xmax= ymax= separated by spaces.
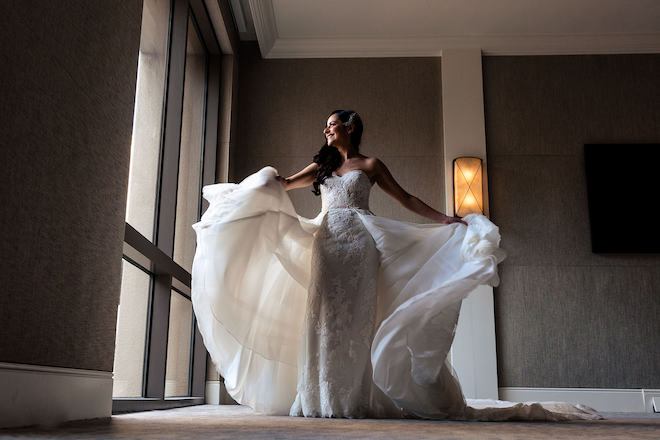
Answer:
xmin=331 ymin=169 xmax=373 ymax=184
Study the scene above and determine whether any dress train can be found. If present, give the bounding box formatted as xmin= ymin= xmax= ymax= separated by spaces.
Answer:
xmin=191 ymin=167 xmax=600 ymax=421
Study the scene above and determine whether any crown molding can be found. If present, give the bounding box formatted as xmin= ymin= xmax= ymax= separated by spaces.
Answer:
xmin=249 ymin=0 xmax=277 ymax=57
xmin=248 ymin=0 xmax=660 ymax=58
xmin=266 ymin=33 xmax=660 ymax=59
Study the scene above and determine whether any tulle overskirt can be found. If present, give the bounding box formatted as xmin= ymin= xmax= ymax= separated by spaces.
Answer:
xmin=192 ymin=167 xmax=600 ymax=421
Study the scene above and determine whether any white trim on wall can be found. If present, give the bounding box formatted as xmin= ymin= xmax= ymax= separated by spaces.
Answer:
xmin=205 ymin=380 xmax=221 ymax=404
xmin=652 ymin=396 xmax=660 ymax=413
xmin=442 ymin=49 xmax=498 ymax=400
xmin=0 ymin=362 xmax=113 ymax=429
xmin=264 ymin=34 xmax=660 ymax=59
xmin=499 ymin=387 xmax=660 ymax=413
xmin=452 ymin=286 xmax=498 ymax=399
xmin=645 ymin=391 xmax=660 ymax=413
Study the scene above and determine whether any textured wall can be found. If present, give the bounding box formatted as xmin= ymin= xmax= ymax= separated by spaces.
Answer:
xmin=0 ymin=1 xmax=142 ymax=371
xmin=484 ymin=55 xmax=660 ymax=388
xmin=232 ymin=43 xmax=444 ymax=222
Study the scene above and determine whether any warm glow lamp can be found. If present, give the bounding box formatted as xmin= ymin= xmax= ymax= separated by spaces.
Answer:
xmin=453 ymin=157 xmax=484 ymax=217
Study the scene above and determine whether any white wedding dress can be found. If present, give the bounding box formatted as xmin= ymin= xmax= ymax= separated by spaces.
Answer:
xmin=192 ymin=167 xmax=600 ymax=421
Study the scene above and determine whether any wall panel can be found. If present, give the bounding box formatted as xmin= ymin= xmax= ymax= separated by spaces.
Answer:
xmin=0 ymin=0 xmax=142 ymax=371
xmin=484 ymin=54 xmax=660 ymax=388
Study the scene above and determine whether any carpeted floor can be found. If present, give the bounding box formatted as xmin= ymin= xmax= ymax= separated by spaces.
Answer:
xmin=1 ymin=405 xmax=659 ymax=439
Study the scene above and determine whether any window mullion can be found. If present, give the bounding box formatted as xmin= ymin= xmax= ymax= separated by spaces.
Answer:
xmin=190 ymin=53 xmax=221 ymax=398
xmin=144 ymin=274 xmax=173 ymax=399
xmin=202 ymin=55 xmax=220 ymax=189
xmin=157 ymin=0 xmax=189 ymax=258
xmin=145 ymin=0 xmax=189 ymax=400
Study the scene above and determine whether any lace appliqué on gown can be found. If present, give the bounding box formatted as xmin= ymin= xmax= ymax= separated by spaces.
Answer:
xmin=290 ymin=170 xmax=398 ymax=418
xmin=191 ymin=166 xmax=601 ymax=421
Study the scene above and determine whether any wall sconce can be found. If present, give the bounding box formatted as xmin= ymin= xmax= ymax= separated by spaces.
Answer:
xmin=453 ymin=157 xmax=484 ymax=217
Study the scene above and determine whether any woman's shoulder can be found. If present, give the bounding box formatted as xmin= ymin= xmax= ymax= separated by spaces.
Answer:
xmin=353 ymin=156 xmax=389 ymax=183
xmin=359 ymin=155 xmax=380 ymax=166
xmin=359 ymin=156 xmax=387 ymax=172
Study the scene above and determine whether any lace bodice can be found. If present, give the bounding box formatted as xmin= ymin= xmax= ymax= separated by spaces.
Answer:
xmin=320 ymin=170 xmax=372 ymax=212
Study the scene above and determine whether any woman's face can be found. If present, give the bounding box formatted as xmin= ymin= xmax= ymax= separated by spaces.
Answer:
xmin=324 ymin=113 xmax=351 ymax=147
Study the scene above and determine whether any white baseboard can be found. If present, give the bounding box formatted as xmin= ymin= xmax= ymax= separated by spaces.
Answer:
xmin=205 ymin=380 xmax=220 ymax=404
xmin=644 ymin=390 xmax=660 ymax=413
xmin=499 ymin=387 xmax=660 ymax=413
xmin=0 ymin=362 xmax=113 ymax=428
xmin=205 ymin=380 xmax=238 ymax=405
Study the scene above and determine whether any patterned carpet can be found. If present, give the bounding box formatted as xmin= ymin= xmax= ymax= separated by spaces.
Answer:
xmin=1 ymin=405 xmax=659 ymax=439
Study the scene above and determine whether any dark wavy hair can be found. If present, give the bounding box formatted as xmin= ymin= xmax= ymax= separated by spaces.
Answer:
xmin=312 ymin=110 xmax=363 ymax=196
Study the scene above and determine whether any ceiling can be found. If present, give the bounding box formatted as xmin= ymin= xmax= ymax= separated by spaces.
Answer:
xmin=228 ymin=0 xmax=660 ymax=58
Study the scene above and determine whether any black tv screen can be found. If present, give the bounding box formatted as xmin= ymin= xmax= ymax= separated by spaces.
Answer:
xmin=584 ymin=144 xmax=660 ymax=253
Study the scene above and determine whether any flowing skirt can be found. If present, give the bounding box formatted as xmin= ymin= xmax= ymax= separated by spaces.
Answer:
xmin=191 ymin=167 xmax=600 ymax=421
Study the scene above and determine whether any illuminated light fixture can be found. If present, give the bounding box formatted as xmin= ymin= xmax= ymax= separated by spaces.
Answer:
xmin=453 ymin=157 xmax=484 ymax=217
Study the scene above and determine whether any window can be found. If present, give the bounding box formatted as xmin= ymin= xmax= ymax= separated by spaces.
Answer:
xmin=112 ymin=0 xmax=222 ymax=413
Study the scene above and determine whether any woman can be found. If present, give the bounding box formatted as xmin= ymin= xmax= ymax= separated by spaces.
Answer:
xmin=281 ymin=110 xmax=464 ymax=418
xmin=192 ymin=110 xmax=598 ymax=421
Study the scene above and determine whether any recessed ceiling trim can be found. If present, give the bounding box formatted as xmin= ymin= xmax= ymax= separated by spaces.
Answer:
xmin=265 ymin=33 xmax=660 ymax=58
xmin=250 ymin=0 xmax=660 ymax=58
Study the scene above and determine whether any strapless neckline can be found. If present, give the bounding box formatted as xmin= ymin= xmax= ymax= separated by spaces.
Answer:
xmin=322 ymin=168 xmax=372 ymax=211
xmin=332 ymin=169 xmax=373 ymax=184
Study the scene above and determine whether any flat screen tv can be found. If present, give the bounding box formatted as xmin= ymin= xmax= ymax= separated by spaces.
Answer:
xmin=584 ymin=143 xmax=660 ymax=253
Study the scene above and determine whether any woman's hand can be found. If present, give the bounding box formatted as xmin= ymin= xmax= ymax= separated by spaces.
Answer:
xmin=275 ymin=175 xmax=289 ymax=187
xmin=277 ymin=163 xmax=318 ymax=191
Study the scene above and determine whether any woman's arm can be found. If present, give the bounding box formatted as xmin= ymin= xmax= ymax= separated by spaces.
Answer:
xmin=371 ymin=158 xmax=466 ymax=225
xmin=276 ymin=162 xmax=318 ymax=191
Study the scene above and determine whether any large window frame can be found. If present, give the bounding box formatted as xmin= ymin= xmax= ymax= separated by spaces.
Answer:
xmin=113 ymin=0 xmax=222 ymax=413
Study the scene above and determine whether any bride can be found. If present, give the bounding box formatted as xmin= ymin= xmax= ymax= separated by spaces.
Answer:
xmin=192 ymin=110 xmax=599 ymax=421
